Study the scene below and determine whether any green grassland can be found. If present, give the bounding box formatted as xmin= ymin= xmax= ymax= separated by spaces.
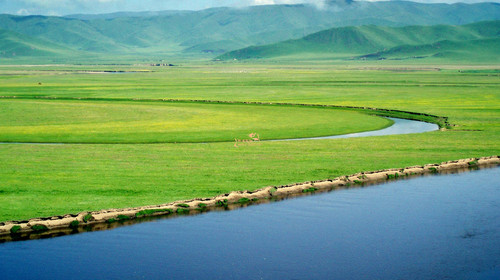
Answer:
xmin=0 ymin=99 xmax=391 ymax=143
xmin=357 ymin=38 xmax=500 ymax=61
xmin=0 ymin=63 xmax=499 ymax=221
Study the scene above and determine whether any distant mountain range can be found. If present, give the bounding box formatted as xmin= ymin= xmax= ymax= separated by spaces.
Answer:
xmin=0 ymin=28 xmax=77 ymax=58
xmin=0 ymin=1 xmax=499 ymax=61
xmin=217 ymin=20 xmax=500 ymax=62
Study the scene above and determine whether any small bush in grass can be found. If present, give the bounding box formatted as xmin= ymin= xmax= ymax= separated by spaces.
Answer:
xmin=135 ymin=208 xmax=173 ymax=217
xmin=83 ymin=213 xmax=93 ymax=223
xmin=216 ymin=199 xmax=228 ymax=208
xmin=117 ymin=215 xmax=130 ymax=221
xmin=69 ymin=220 xmax=79 ymax=229
xmin=302 ymin=187 xmax=318 ymax=193
xmin=386 ymin=173 xmax=400 ymax=179
xmin=161 ymin=208 xmax=174 ymax=214
xmin=106 ymin=218 xmax=116 ymax=223
xmin=238 ymin=198 xmax=251 ymax=204
xmin=176 ymin=203 xmax=190 ymax=208
xmin=31 ymin=224 xmax=48 ymax=232
xmin=176 ymin=208 xmax=190 ymax=214
xmin=135 ymin=211 xmax=145 ymax=217
xmin=196 ymin=203 xmax=208 ymax=212
xmin=468 ymin=160 xmax=478 ymax=166
xmin=428 ymin=167 xmax=438 ymax=174
xmin=10 ymin=225 xmax=21 ymax=234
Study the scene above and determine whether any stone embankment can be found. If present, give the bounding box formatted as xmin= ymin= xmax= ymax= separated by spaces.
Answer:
xmin=1 ymin=156 xmax=498 ymax=240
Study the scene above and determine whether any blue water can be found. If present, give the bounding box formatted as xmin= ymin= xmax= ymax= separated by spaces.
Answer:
xmin=0 ymin=117 xmax=438 ymax=145
xmin=0 ymin=167 xmax=498 ymax=280
xmin=276 ymin=117 xmax=438 ymax=141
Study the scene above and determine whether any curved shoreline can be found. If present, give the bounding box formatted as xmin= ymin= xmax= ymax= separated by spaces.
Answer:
xmin=1 ymin=156 xmax=498 ymax=242
xmin=0 ymin=96 xmax=451 ymax=126
xmin=272 ymin=117 xmax=438 ymax=141
xmin=0 ymin=95 xmax=442 ymax=145
xmin=0 ymin=117 xmax=438 ymax=145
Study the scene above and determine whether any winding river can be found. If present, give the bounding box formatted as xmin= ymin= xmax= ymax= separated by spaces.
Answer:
xmin=273 ymin=117 xmax=438 ymax=141
xmin=0 ymin=117 xmax=439 ymax=144
xmin=5 ymin=117 xmax=493 ymax=280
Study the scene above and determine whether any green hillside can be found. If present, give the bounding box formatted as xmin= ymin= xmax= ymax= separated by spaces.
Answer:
xmin=0 ymin=1 xmax=499 ymax=60
xmin=0 ymin=28 xmax=74 ymax=58
xmin=358 ymin=38 xmax=500 ymax=62
xmin=0 ymin=15 xmax=129 ymax=53
xmin=217 ymin=20 xmax=500 ymax=61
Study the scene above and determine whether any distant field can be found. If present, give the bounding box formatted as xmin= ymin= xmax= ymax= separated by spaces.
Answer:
xmin=0 ymin=99 xmax=391 ymax=143
xmin=0 ymin=63 xmax=498 ymax=221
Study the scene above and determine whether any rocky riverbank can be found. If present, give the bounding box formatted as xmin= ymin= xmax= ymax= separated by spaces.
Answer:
xmin=1 ymin=156 xmax=498 ymax=242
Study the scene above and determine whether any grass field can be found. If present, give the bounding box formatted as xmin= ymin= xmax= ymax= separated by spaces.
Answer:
xmin=0 ymin=63 xmax=499 ymax=221
xmin=0 ymin=99 xmax=391 ymax=143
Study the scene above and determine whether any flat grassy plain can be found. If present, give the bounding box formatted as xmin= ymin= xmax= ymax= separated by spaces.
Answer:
xmin=0 ymin=62 xmax=499 ymax=221
xmin=0 ymin=99 xmax=390 ymax=143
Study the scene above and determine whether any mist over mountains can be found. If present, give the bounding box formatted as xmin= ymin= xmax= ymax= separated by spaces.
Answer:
xmin=0 ymin=1 xmax=499 ymax=61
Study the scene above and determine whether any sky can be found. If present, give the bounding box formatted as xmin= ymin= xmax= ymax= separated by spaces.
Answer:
xmin=0 ymin=0 xmax=498 ymax=16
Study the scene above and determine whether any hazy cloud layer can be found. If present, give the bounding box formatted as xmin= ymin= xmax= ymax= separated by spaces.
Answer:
xmin=0 ymin=0 xmax=498 ymax=16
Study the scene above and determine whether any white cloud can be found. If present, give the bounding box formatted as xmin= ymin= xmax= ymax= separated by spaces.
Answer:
xmin=7 ymin=0 xmax=126 ymax=15
xmin=252 ymin=0 xmax=306 ymax=4
xmin=17 ymin=0 xmax=123 ymax=9
xmin=253 ymin=0 xmax=276 ymax=4
xmin=250 ymin=0 xmax=337 ymax=9
xmin=22 ymin=0 xmax=120 ymax=4
xmin=2 ymin=0 xmax=500 ymax=16
xmin=251 ymin=0 xmax=500 ymax=6
xmin=16 ymin=8 xmax=30 ymax=15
